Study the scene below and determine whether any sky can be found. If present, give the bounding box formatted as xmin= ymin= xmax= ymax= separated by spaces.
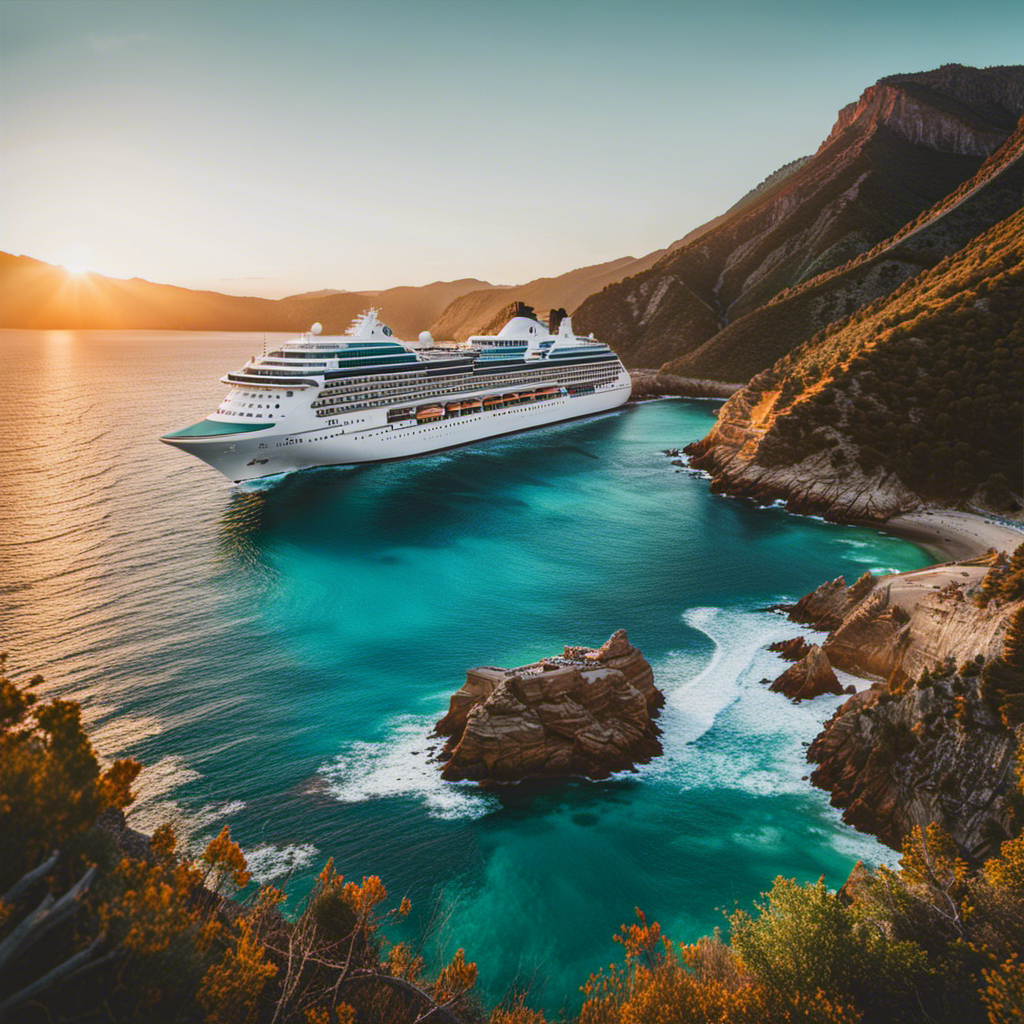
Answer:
xmin=2 ymin=0 xmax=1022 ymax=298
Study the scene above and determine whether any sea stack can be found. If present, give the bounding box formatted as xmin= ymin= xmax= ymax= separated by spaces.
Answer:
xmin=435 ymin=630 xmax=663 ymax=783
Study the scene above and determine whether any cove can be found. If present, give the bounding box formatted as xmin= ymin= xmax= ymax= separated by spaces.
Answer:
xmin=0 ymin=331 xmax=934 ymax=1014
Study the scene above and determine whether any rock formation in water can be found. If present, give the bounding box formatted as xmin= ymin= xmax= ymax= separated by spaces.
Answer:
xmin=768 ymin=644 xmax=845 ymax=702
xmin=786 ymin=564 xmax=1017 ymax=681
xmin=434 ymin=630 xmax=663 ymax=783
xmin=768 ymin=636 xmax=812 ymax=662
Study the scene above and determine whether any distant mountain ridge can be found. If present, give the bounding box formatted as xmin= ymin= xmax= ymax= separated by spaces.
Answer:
xmin=427 ymin=157 xmax=813 ymax=343
xmin=572 ymin=63 xmax=1024 ymax=372
xmin=0 ymin=254 xmax=492 ymax=340
xmin=663 ymin=104 xmax=1024 ymax=382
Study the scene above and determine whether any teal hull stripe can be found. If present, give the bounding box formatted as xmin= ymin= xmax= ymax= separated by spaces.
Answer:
xmin=163 ymin=418 xmax=277 ymax=439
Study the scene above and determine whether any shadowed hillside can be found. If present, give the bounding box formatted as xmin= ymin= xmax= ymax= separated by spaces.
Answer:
xmin=573 ymin=64 xmax=1024 ymax=371
xmin=686 ymin=201 xmax=1024 ymax=520
xmin=666 ymin=110 xmax=1024 ymax=381
xmin=0 ymin=254 xmax=490 ymax=340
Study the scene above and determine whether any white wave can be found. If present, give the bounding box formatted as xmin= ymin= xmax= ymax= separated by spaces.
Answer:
xmin=190 ymin=799 xmax=248 ymax=832
xmin=641 ymin=604 xmax=888 ymax=867
xmin=319 ymin=716 xmax=501 ymax=821
xmin=245 ymin=842 xmax=320 ymax=884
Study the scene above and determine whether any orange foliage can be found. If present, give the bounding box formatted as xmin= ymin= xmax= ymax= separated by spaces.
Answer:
xmin=982 ymin=955 xmax=1024 ymax=1024
xmin=432 ymin=947 xmax=478 ymax=1004
xmin=202 ymin=824 xmax=252 ymax=892
xmin=198 ymin=914 xmax=277 ymax=1024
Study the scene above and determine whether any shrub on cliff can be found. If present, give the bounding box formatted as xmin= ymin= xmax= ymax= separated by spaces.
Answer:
xmin=582 ymin=818 xmax=1024 ymax=1024
xmin=982 ymin=606 xmax=1024 ymax=726
xmin=0 ymin=655 xmax=482 ymax=1024
xmin=0 ymin=651 xmax=140 ymax=892
xmin=975 ymin=543 xmax=1024 ymax=608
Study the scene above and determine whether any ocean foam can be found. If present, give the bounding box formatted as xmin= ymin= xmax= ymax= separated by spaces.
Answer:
xmin=245 ymin=842 xmax=320 ymax=883
xmin=319 ymin=715 xmax=500 ymax=821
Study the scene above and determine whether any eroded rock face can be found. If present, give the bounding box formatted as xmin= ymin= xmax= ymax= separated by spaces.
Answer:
xmin=768 ymin=636 xmax=812 ymax=662
xmin=808 ymin=675 xmax=1020 ymax=862
xmin=787 ymin=565 xmax=1015 ymax=681
xmin=435 ymin=630 xmax=663 ymax=783
xmin=778 ymin=561 xmax=1024 ymax=859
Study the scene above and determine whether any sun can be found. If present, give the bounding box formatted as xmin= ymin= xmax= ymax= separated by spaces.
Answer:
xmin=61 ymin=243 xmax=94 ymax=275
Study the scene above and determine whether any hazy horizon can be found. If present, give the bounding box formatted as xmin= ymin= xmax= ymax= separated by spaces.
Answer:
xmin=2 ymin=0 xmax=1022 ymax=299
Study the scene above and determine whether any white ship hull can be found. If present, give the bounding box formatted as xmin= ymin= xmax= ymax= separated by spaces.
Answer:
xmin=166 ymin=378 xmax=631 ymax=482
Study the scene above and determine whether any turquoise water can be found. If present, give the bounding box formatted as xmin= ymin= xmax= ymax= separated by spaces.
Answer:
xmin=0 ymin=330 xmax=933 ymax=1011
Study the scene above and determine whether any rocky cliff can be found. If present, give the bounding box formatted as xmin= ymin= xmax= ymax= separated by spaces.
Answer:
xmin=787 ymin=563 xmax=1018 ymax=681
xmin=808 ymin=672 xmax=1020 ymax=862
xmin=573 ymin=64 xmax=1024 ymax=375
xmin=684 ymin=187 xmax=1024 ymax=519
xmin=434 ymin=630 xmax=662 ymax=783
xmin=774 ymin=563 xmax=1024 ymax=860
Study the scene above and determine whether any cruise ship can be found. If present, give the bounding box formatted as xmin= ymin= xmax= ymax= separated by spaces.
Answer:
xmin=160 ymin=305 xmax=632 ymax=482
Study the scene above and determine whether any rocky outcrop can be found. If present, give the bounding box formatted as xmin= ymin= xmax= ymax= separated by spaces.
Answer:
xmin=684 ymin=382 xmax=921 ymax=522
xmin=772 ymin=561 xmax=1024 ymax=859
xmin=684 ymin=156 xmax=1024 ymax=520
xmin=434 ymin=630 xmax=663 ymax=783
xmin=768 ymin=645 xmax=845 ymax=702
xmin=785 ymin=564 xmax=1017 ymax=682
xmin=629 ymin=370 xmax=740 ymax=401
xmin=808 ymin=674 xmax=1020 ymax=862
xmin=768 ymin=636 xmax=812 ymax=662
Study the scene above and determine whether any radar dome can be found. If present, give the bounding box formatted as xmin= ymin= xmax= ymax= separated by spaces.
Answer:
xmin=311 ymin=322 xmax=323 ymax=335
xmin=418 ymin=331 xmax=434 ymax=346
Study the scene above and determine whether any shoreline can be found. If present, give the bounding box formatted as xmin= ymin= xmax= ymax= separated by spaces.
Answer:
xmin=628 ymin=369 xmax=741 ymax=401
xmin=877 ymin=508 xmax=1024 ymax=562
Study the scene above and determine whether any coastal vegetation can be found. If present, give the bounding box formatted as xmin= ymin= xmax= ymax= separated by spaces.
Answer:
xmin=4 ymin=649 xmax=1024 ymax=1024
xmin=752 ymin=204 xmax=1023 ymax=508
xmin=685 ymin=199 xmax=1024 ymax=519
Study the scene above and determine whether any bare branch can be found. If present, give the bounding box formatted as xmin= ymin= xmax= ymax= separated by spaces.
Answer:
xmin=1 ymin=851 xmax=59 ymax=906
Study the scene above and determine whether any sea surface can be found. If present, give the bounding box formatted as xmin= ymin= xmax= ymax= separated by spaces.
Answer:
xmin=0 ymin=329 xmax=934 ymax=1012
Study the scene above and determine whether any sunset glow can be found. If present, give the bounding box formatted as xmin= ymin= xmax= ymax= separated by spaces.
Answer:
xmin=61 ymin=244 xmax=94 ymax=275
xmin=2 ymin=0 xmax=1022 ymax=297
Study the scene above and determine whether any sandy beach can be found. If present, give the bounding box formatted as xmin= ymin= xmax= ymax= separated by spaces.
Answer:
xmin=883 ymin=509 xmax=1024 ymax=562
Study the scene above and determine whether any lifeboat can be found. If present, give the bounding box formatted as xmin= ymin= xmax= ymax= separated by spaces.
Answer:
xmin=416 ymin=405 xmax=444 ymax=421
xmin=482 ymin=395 xmax=503 ymax=409
xmin=445 ymin=402 xmax=463 ymax=415
xmin=462 ymin=400 xmax=483 ymax=413
xmin=520 ymin=391 xmax=536 ymax=402
xmin=503 ymin=393 xmax=519 ymax=404
xmin=536 ymin=387 xmax=558 ymax=396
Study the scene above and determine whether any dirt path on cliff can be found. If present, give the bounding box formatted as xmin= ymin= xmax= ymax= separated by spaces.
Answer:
xmin=883 ymin=509 xmax=1024 ymax=561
